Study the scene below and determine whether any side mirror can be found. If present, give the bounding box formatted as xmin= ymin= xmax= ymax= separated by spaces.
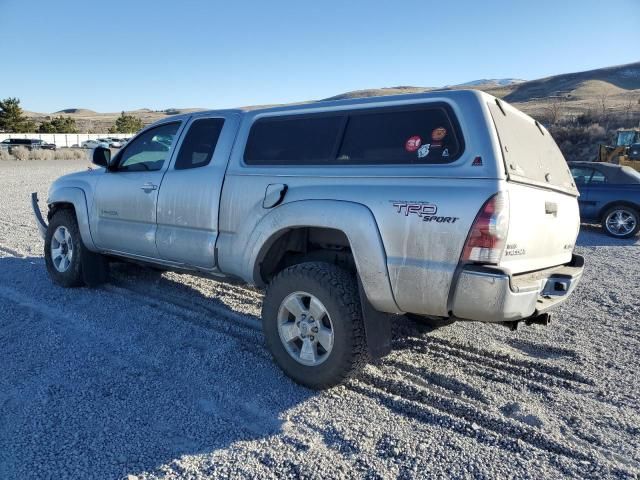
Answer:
xmin=92 ymin=146 xmax=111 ymax=169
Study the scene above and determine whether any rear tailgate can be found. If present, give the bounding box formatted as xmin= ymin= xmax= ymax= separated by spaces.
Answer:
xmin=488 ymin=100 xmax=580 ymax=273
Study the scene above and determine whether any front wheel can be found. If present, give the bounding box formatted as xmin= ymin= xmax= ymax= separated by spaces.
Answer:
xmin=262 ymin=262 xmax=368 ymax=389
xmin=44 ymin=209 xmax=86 ymax=287
xmin=602 ymin=205 xmax=639 ymax=239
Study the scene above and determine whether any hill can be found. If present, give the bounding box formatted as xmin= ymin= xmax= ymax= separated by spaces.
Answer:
xmin=327 ymin=61 xmax=640 ymax=121
xmin=501 ymin=62 xmax=640 ymax=102
xmin=450 ymin=78 xmax=525 ymax=88
xmin=53 ymin=108 xmax=97 ymax=115
xmin=24 ymin=62 xmax=640 ymax=133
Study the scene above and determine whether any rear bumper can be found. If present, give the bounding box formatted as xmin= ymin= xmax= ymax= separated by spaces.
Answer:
xmin=451 ymin=254 xmax=584 ymax=323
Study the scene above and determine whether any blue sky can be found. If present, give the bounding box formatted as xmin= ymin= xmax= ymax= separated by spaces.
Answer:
xmin=1 ymin=0 xmax=638 ymax=113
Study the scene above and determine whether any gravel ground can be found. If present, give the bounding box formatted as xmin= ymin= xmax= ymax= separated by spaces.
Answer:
xmin=0 ymin=159 xmax=638 ymax=480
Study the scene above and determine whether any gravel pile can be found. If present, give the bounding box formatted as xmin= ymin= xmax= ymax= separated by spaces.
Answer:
xmin=0 ymin=160 xmax=638 ymax=479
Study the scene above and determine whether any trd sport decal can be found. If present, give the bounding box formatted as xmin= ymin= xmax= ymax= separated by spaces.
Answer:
xmin=391 ymin=201 xmax=459 ymax=224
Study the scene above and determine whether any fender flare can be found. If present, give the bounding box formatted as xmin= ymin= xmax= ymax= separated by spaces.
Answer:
xmin=244 ymin=200 xmax=402 ymax=314
xmin=47 ymin=186 xmax=97 ymax=251
xmin=597 ymin=200 xmax=640 ymax=221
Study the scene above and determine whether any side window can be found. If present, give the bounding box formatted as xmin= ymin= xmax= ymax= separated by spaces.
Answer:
xmin=117 ymin=122 xmax=180 ymax=172
xmin=243 ymin=104 xmax=463 ymax=166
xmin=174 ymin=118 xmax=225 ymax=170
xmin=338 ymin=106 xmax=462 ymax=165
xmin=244 ymin=115 xmax=344 ymax=165
xmin=590 ymin=169 xmax=607 ymax=184
xmin=570 ymin=167 xmax=594 ymax=185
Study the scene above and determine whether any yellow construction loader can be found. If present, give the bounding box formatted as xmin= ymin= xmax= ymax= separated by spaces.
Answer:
xmin=597 ymin=128 xmax=640 ymax=171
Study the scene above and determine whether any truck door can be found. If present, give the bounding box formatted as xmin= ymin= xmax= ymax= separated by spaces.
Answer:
xmin=93 ymin=120 xmax=183 ymax=258
xmin=156 ymin=113 xmax=240 ymax=270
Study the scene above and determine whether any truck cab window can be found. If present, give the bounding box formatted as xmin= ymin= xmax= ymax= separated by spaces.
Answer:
xmin=117 ymin=122 xmax=180 ymax=172
xmin=175 ymin=118 xmax=225 ymax=170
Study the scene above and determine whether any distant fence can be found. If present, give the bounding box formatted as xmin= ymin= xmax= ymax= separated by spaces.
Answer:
xmin=0 ymin=133 xmax=130 ymax=148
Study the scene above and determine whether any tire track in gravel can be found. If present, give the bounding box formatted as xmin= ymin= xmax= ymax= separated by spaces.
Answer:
xmin=103 ymin=282 xmax=271 ymax=362
xmin=109 ymin=277 xmax=262 ymax=332
xmin=0 ymin=218 xmax=38 ymax=231
xmin=391 ymin=336 xmax=627 ymax=413
xmin=375 ymin=358 xmax=640 ymax=473
xmin=0 ymin=284 xmax=286 ymax=450
xmin=112 ymin=267 xmax=264 ymax=308
xmin=395 ymin=336 xmax=594 ymax=389
xmin=349 ymin=368 xmax=638 ymax=477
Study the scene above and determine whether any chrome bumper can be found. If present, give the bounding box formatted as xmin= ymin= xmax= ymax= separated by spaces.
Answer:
xmin=451 ymin=254 xmax=584 ymax=323
xmin=31 ymin=192 xmax=48 ymax=240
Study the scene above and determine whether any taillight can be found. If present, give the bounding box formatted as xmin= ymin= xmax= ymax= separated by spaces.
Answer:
xmin=461 ymin=192 xmax=509 ymax=264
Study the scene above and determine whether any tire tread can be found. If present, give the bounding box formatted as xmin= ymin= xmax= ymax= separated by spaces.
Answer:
xmin=263 ymin=262 xmax=369 ymax=389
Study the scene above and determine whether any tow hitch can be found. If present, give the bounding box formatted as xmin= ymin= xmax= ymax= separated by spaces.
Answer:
xmin=503 ymin=312 xmax=552 ymax=331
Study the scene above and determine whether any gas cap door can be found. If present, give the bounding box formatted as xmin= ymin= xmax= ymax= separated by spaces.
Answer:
xmin=263 ymin=183 xmax=288 ymax=208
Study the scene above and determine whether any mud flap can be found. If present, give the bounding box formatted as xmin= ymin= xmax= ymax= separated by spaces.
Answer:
xmin=82 ymin=250 xmax=109 ymax=287
xmin=357 ymin=278 xmax=392 ymax=359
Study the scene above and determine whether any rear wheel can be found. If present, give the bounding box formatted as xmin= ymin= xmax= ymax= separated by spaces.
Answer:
xmin=602 ymin=205 xmax=639 ymax=238
xmin=262 ymin=262 xmax=368 ymax=389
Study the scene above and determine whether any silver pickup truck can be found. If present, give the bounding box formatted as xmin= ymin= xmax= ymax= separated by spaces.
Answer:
xmin=32 ymin=90 xmax=584 ymax=389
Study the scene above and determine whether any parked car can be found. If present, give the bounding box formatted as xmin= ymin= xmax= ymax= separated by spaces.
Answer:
xmin=81 ymin=139 xmax=110 ymax=149
xmin=569 ymin=161 xmax=640 ymax=238
xmin=1 ymin=138 xmax=56 ymax=152
xmin=32 ymin=90 xmax=584 ymax=389
xmin=105 ymin=138 xmax=123 ymax=148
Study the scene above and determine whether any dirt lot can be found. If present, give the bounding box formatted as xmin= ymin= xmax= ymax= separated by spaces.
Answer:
xmin=0 ymin=160 xmax=638 ymax=479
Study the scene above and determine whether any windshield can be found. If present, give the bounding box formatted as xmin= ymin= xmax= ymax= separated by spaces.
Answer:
xmin=616 ymin=131 xmax=638 ymax=146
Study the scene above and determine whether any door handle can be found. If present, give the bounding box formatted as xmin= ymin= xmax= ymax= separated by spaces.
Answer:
xmin=141 ymin=183 xmax=158 ymax=192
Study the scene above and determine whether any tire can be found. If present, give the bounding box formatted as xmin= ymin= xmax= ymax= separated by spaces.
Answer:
xmin=44 ymin=209 xmax=86 ymax=287
xmin=262 ymin=262 xmax=369 ymax=389
xmin=601 ymin=205 xmax=639 ymax=239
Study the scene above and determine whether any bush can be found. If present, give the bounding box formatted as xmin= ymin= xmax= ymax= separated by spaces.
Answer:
xmin=54 ymin=148 xmax=88 ymax=160
xmin=584 ymin=123 xmax=607 ymax=143
xmin=0 ymin=149 xmax=12 ymax=161
xmin=11 ymin=146 xmax=30 ymax=161
xmin=29 ymin=149 xmax=54 ymax=161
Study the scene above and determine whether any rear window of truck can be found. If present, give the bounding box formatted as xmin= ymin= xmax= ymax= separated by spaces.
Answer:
xmin=489 ymin=100 xmax=577 ymax=195
xmin=244 ymin=104 xmax=463 ymax=166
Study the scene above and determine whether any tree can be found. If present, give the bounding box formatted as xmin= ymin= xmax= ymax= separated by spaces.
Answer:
xmin=597 ymin=94 xmax=609 ymax=123
xmin=0 ymin=97 xmax=36 ymax=132
xmin=109 ymin=111 xmax=143 ymax=133
xmin=38 ymin=115 xmax=78 ymax=133
xmin=544 ymin=97 xmax=565 ymax=125
xmin=622 ymin=96 xmax=637 ymax=122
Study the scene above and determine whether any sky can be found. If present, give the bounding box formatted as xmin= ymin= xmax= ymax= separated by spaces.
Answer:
xmin=1 ymin=0 xmax=638 ymax=113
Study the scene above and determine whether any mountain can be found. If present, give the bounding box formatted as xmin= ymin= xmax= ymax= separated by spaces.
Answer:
xmin=500 ymin=62 xmax=640 ymax=102
xmin=326 ymin=61 xmax=640 ymax=120
xmin=53 ymin=108 xmax=97 ymax=115
xmin=25 ymin=62 xmax=640 ymax=132
xmin=451 ymin=78 xmax=525 ymax=88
